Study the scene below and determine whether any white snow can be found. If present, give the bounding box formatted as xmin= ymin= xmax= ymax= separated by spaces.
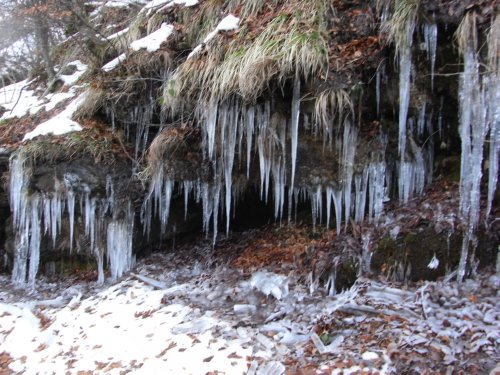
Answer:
xmin=362 ymin=351 xmax=379 ymax=361
xmin=59 ymin=60 xmax=88 ymax=86
xmin=0 ymin=74 xmax=84 ymax=121
xmin=173 ymin=0 xmax=198 ymax=6
xmin=22 ymin=93 xmax=86 ymax=141
xmin=106 ymin=27 xmax=130 ymax=40
xmin=188 ymin=14 xmax=240 ymax=58
xmin=204 ymin=14 xmax=240 ymax=43
xmin=130 ymin=23 xmax=174 ymax=52
xmin=143 ymin=0 xmax=198 ymax=13
xmin=144 ymin=0 xmax=171 ymax=9
xmin=103 ymin=0 xmax=144 ymax=7
xmin=102 ymin=53 xmax=127 ymax=71
xmin=0 ymin=80 xmax=42 ymax=119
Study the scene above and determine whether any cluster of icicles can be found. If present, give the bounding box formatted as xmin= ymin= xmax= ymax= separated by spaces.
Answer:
xmin=395 ymin=15 xmax=499 ymax=281
xmin=142 ymin=74 xmax=430 ymax=246
xmin=10 ymin=156 xmax=134 ymax=286
xmin=9 ymin=15 xmax=498 ymax=286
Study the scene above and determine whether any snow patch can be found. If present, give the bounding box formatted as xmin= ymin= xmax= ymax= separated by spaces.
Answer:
xmin=204 ymin=14 xmax=240 ymax=43
xmin=102 ymin=53 xmax=127 ymax=71
xmin=59 ymin=60 xmax=88 ymax=86
xmin=0 ymin=80 xmax=42 ymax=119
xmin=22 ymin=93 xmax=86 ymax=141
xmin=130 ymin=23 xmax=174 ymax=52
xmin=362 ymin=351 xmax=379 ymax=361
xmin=188 ymin=14 xmax=240 ymax=58
xmin=106 ymin=27 xmax=130 ymax=40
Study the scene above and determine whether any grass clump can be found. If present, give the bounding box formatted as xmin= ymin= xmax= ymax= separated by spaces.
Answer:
xmin=164 ymin=0 xmax=329 ymax=111
xmin=379 ymin=0 xmax=420 ymax=58
xmin=21 ymin=126 xmax=124 ymax=166
xmin=313 ymin=88 xmax=353 ymax=144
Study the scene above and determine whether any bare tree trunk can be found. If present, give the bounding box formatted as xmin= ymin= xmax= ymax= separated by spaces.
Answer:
xmin=34 ymin=15 xmax=55 ymax=83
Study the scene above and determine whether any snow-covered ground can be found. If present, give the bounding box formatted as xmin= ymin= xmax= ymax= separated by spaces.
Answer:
xmin=1 ymin=251 xmax=498 ymax=374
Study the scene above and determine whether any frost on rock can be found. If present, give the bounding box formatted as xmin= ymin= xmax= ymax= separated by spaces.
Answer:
xmin=249 ymin=271 xmax=289 ymax=300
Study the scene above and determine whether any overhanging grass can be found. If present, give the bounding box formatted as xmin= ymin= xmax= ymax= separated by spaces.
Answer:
xmin=379 ymin=0 xmax=420 ymax=58
xmin=164 ymin=0 xmax=329 ymax=111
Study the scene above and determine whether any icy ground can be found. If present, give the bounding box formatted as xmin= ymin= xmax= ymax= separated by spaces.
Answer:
xmin=0 ymin=249 xmax=499 ymax=374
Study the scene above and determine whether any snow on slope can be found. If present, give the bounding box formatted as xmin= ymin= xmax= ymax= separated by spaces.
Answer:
xmin=0 ymin=61 xmax=88 ymax=121
xmin=22 ymin=93 xmax=87 ymax=141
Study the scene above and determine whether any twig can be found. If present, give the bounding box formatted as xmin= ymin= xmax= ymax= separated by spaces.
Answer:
xmin=8 ymin=84 xmax=29 ymax=115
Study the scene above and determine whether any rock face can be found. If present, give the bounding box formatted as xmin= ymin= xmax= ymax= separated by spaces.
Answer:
xmin=0 ymin=0 xmax=498 ymax=285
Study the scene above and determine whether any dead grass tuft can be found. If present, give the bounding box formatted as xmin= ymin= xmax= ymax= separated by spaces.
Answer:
xmin=164 ymin=0 xmax=329 ymax=112
xmin=313 ymin=88 xmax=353 ymax=142
xmin=379 ymin=0 xmax=420 ymax=58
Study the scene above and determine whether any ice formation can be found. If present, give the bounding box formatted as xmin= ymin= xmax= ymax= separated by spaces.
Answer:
xmin=423 ymin=23 xmax=438 ymax=90
xmin=9 ymin=154 xmax=134 ymax=286
xmin=456 ymin=14 xmax=496 ymax=281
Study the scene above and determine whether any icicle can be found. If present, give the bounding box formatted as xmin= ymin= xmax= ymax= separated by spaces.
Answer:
xmin=397 ymin=18 xmax=415 ymax=205
xmin=245 ymin=106 xmax=254 ymax=178
xmin=398 ymin=20 xmax=415 ymax=159
xmin=310 ymin=187 xmax=322 ymax=229
xmin=486 ymin=16 xmax=500 ymax=219
xmin=95 ymin=246 xmax=104 ymax=285
xmin=417 ymin=102 xmax=427 ymax=138
xmin=332 ymin=189 xmax=342 ymax=235
xmin=183 ymin=181 xmax=192 ymax=220
xmin=27 ymin=194 xmax=41 ymax=287
xmin=224 ymin=101 xmax=239 ymax=234
xmin=9 ymin=155 xmax=30 ymax=285
xmin=212 ymin=182 xmax=221 ymax=244
xmin=360 ymin=232 xmax=372 ymax=276
xmin=67 ymin=189 xmax=75 ymax=252
xmin=43 ymin=195 xmax=51 ymax=236
xmin=398 ymin=136 xmax=426 ymax=203
xmin=457 ymin=13 xmax=490 ymax=281
xmin=205 ymin=101 xmax=218 ymax=160
xmin=107 ymin=201 xmax=134 ymax=280
xmin=160 ymin=179 xmax=173 ymax=235
xmin=354 ymin=168 xmax=369 ymax=223
xmin=342 ymin=122 xmax=357 ymax=227
xmin=423 ymin=23 xmax=438 ymax=90
xmin=368 ymin=162 xmax=386 ymax=222
xmin=326 ymin=187 xmax=332 ymax=229
xmin=290 ymin=74 xmax=301 ymax=192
